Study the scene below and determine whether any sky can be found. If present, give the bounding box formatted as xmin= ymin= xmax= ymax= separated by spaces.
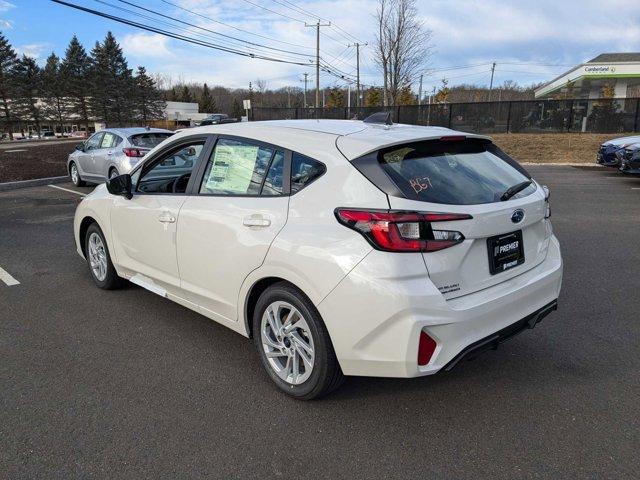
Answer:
xmin=3 ymin=0 xmax=640 ymax=93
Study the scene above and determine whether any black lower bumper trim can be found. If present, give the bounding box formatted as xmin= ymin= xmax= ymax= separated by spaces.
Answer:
xmin=443 ymin=299 xmax=558 ymax=372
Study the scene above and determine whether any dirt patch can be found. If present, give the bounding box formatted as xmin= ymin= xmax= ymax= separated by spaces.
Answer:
xmin=490 ymin=133 xmax=621 ymax=164
xmin=0 ymin=140 xmax=78 ymax=182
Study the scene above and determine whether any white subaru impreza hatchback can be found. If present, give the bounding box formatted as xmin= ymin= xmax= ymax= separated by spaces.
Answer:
xmin=73 ymin=118 xmax=562 ymax=399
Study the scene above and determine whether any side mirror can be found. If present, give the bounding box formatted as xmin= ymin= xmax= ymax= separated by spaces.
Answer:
xmin=75 ymin=142 xmax=85 ymax=151
xmin=106 ymin=174 xmax=132 ymax=200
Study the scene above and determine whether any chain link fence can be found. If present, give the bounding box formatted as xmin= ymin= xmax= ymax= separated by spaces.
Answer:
xmin=251 ymin=98 xmax=640 ymax=134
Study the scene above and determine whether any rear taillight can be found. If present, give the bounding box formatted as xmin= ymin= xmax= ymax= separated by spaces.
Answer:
xmin=122 ymin=147 xmax=147 ymax=157
xmin=335 ymin=209 xmax=471 ymax=252
xmin=418 ymin=331 xmax=437 ymax=366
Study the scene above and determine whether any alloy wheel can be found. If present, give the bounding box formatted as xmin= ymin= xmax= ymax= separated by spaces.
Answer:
xmin=87 ymin=232 xmax=108 ymax=282
xmin=260 ymin=301 xmax=315 ymax=385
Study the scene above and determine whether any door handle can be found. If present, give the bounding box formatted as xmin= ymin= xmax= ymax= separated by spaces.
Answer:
xmin=158 ymin=212 xmax=176 ymax=223
xmin=243 ymin=215 xmax=271 ymax=227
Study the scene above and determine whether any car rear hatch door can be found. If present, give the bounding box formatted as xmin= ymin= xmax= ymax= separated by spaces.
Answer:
xmin=354 ymin=136 xmax=552 ymax=300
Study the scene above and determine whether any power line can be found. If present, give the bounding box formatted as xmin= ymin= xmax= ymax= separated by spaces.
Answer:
xmin=237 ymin=0 xmax=307 ymax=23
xmin=51 ymin=0 xmax=315 ymax=66
xmin=107 ymin=0 xmax=308 ymax=57
xmin=273 ymin=0 xmax=363 ymax=44
xmin=158 ymin=0 xmax=314 ymax=51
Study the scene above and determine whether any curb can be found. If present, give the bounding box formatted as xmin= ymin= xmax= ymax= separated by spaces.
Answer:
xmin=0 ymin=176 xmax=68 ymax=192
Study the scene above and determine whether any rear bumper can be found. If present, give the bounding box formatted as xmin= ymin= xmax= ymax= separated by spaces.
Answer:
xmin=443 ymin=299 xmax=557 ymax=371
xmin=318 ymin=235 xmax=563 ymax=378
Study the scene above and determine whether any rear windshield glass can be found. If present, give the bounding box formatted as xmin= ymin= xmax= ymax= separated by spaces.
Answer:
xmin=377 ymin=138 xmax=535 ymax=205
xmin=130 ymin=132 xmax=173 ymax=148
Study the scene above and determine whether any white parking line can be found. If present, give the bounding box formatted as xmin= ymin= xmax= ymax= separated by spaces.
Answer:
xmin=632 ymin=187 xmax=640 ymax=190
xmin=48 ymin=184 xmax=87 ymax=197
xmin=0 ymin=265 xmax=20 ymax=286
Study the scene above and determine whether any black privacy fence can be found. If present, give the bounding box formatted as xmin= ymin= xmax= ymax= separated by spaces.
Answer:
xmin=250 ymin=98 xmax=640 ymax=134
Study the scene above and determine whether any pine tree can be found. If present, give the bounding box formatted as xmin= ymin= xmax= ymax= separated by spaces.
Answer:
xmin=61 ymin=35 xmax=91 ymax=132
xmin=90 ymin=32 xmax=134 ymax=126
xmin=397 ymin=85 xmax=416 ymax=105
xmin=41 ymin=53 xmax=69 ymax=134
xmin=231 ymin=98 xmax=243 ymax=119
xmin=364 ymin=87 xmax=383 ymax=107
xmin=0 ymin=32 xmax=17 ymax=139
xmin=326 ymin=87 xmax=345 ymax=108
xmin=179 ymin=85 xmax=192 ymax=103
xmin=13 ymin=55 xmax=43 ymax=137
xmin=199 ymin=83 xmax=216 ymax=113
xmin=133 ymin=66 xmax=165 ymax=123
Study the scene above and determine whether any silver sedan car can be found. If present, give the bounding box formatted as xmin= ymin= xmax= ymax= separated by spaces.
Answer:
xmin=67 ymin=127 xmax=174 ymax=186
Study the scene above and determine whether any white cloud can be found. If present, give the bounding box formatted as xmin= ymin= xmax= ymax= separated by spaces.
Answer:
xmin=120 ymin=32 xmax=172 ymax=59
xmin=0 ymin=1 xmax=15 ymax=13
xmin=15 ymin=43 xmax=49 ymax=60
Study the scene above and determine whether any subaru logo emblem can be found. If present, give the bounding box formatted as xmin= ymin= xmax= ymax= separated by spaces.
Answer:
xmin=511 ymin=209 xmax=525 ymax=224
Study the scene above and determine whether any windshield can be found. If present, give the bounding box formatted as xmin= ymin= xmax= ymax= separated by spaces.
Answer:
xmin=377 ymin=138 xmax=536 ymax=205
xmin=130 ymin=132 xmax=173 ymax=148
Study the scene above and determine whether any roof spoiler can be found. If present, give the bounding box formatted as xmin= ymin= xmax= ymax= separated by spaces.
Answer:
xmin=363 ymin=111 xmax=393 ymax=125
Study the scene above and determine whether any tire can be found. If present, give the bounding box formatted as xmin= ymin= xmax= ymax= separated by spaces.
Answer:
xmin=84 ymin=223 xmax=124 ymax=290
xmin=253 ymin=282 xmax=344 ymax=400
xmin=108 ymin=167 xmax=119 ymax=180
xmin=69 ymin=161 xmax=86 ymax=187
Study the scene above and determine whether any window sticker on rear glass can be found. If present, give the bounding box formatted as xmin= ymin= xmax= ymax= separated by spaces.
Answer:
xmin=204 ymin=144 xmax=259 ymax=193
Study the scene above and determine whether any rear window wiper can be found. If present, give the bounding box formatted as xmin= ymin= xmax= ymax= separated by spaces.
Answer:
xmin=500 ymin=180 xmax=532 ymax=201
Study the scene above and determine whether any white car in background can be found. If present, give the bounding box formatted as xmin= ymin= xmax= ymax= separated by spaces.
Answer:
xmin=67 ymin=127 xmax=174 ymax=186
xmin=73 ymin=118 xmax=562 ymax=399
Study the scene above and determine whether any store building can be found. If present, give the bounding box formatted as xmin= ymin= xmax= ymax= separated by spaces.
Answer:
xmin=535 ymin=53 xmax=640 ymax=99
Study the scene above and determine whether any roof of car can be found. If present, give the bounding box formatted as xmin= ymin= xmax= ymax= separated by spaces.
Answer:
xmin=106 ymin=127 xmax=174 ymax=136
xmin=177 ymin=119 xmax=489 ymax=160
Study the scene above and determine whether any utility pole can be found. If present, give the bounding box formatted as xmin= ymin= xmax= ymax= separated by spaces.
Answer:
xmin=300 ymin=73 xmax=309 ymax=107
xmin=348 ymin=42 xmax=367 ymax=107
xmin=489 ymin=62 xmax=496 ymax=101
xmin=287 ymin=87 xmax=291 ymax=108
xmin=306 ymin=20 xmax=331 ymax=108
xmin=418 ymin=74 xmax=423 ymax=106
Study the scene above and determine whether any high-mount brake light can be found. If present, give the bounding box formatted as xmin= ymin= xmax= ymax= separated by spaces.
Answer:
xmin=439 ymin=135 xmax=466 ymax=142
xmin=335 ymin=209 xmax=471 ymax=253
xmin=122 ymin=147 xmax=147 ymax=158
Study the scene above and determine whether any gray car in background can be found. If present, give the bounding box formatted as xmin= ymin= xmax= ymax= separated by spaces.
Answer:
xmin=67 ymin=127 xmax=174 ymax=186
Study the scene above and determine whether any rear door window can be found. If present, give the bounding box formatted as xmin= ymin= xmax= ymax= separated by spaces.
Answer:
xmin=376 ymin=138 xmax=535 ymax=205
xmin=100 ymin=132 xmax=120 ymax=149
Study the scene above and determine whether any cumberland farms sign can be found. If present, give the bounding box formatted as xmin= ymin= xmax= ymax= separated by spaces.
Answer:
xmin=584 ymin=65 xmax=617 ymax=74
xmin=580 ymin=63 xmax=640 ymax=78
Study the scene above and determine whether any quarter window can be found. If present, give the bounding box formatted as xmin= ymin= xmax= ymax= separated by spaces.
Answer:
xmin=137 ymin=141 xmax=204 ymax=194
xmin=291 ymin=152 xmax=326 ymax=193
xmin=199 ymin=138 xmax=283 ymax=196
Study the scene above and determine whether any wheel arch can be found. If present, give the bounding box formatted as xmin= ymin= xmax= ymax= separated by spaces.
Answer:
xmin=78 ymin=215 xmax=99 ymax=258
xmin=243 ymin=276 xmax=319 ymax=339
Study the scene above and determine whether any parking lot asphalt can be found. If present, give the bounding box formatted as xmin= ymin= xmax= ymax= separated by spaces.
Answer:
xmin=1 ymin=166 xmax=639 ymax=479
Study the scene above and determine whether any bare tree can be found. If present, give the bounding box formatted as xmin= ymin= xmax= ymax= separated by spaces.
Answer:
xmin=374 ymin=0 xmax=433 ymax=106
